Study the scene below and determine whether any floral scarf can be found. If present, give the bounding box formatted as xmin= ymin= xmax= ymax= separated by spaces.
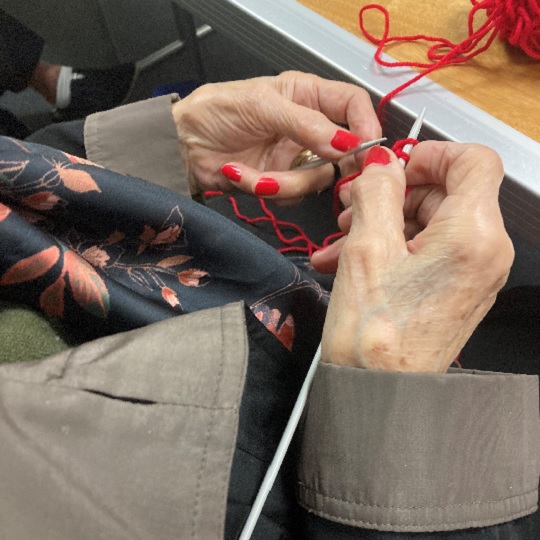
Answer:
xmin=0 ymin=136 xmax=328 ymax=355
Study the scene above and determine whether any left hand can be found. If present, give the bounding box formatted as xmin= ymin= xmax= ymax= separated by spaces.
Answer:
xmin=172 ymin=71 xmax=381 ymax=203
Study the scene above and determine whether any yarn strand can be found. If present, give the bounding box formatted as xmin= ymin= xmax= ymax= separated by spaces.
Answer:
xmin=359 ymin=0 xmax=540 ymax=118
xmin=203 ymin=138 xmax=417 ymax=258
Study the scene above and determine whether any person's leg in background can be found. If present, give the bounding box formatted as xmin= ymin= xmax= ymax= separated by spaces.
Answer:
xmin=0 ymin=8 xmax=45 ymax=96
xmin=0 ymin=8 xmax=44 ymax=138
xmin=0 ymin=7 xmax=135 ymax=136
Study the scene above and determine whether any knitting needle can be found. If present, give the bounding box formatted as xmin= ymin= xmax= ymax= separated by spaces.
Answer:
xmin=293 ymin=137 xmax=387 ymax=170
xmin=239 ymin=111 xmax=426 ymax=540
xmin=398 ymin=107 xmax=426 ymax=167
xmin=238 ymin=344 xmax=321 ymax=539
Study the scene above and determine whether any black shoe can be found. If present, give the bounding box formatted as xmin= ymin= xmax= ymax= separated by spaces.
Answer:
xmin=0 ymin=108 xmax=30 ymax=139
xmin=53 ymin=63 xmax=136 ymax=121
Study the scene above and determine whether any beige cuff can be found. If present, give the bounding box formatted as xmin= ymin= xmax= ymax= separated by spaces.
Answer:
xmin=84 ymin=94 xmax=191 ymax=197
xmin=298 ymin=363 xmax=540 ymax=533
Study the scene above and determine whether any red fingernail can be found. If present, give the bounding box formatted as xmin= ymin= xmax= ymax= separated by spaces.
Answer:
xmin=221 ymin=164 xmax=241 ymax=182
xmin=364 ymin=146 xmax=391 ymax=167
xmin=254 ymin=178 xmax=280 ymax=196
xmin=330 ymin=130 xmax=362 ymax=152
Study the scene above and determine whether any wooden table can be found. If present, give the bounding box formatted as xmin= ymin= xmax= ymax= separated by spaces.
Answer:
xmin=300 ymin=0 xmax=540 ymax=142
xmin=175 ymin=0 xmax=540 ymax=247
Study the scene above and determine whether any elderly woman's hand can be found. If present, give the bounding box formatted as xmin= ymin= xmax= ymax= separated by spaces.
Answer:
xmin=319 ymin=142 xmax=514 ymax=372
xmin=172 ymin=71 xmax=380 ymax=202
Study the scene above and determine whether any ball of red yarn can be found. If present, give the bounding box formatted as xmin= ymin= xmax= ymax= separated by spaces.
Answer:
xmin=487 ymin=0 xmax=540 ymax=59
xmin=359 ymin=0 xmax=540 ymax=118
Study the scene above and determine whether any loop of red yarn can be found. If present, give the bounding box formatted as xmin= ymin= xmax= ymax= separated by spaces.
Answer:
xmin=333 ymin=171 xmax=362 ymax=218
xmin=391 ymin=137 xmax=419 ymax=164
xmin=359 ymin=0 xmax=540 ymax=118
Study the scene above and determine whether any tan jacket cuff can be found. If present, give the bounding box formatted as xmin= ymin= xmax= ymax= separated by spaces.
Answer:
xmin=84 ymin=94 xmax=191 ymax=197
xmin=0 ymin=303 xmax=248 ymax=539
xmin=297 ymin=363 xmax=540 ymax=533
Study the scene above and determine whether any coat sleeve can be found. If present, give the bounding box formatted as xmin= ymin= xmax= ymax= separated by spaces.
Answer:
xmin=297 ymin=361 xmax=540 ymax=536
xmin=84 ymin=94 xmax=191 ymax=198
xmin=0 ymin=302 xmax=248 ymax=540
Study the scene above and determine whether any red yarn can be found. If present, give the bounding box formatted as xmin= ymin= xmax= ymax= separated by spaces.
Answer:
xmin=359 ymin=0 xmax=540 ymax=118
xmin=391 ymin=137 xmax=419 ymax=164
xmin=333 ymin=171 xmax=362 ymax=217
xmin=205 ymin=138 xmax=418 ymax=256
xmin=204 ymin=191 xmax=345 ymax=256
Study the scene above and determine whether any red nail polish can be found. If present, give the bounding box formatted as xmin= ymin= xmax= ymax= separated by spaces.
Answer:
xmin=221 ymin=164 xmax=242 ymax=182
xmin=254 ymin=178 xmax=280 ymax=196
xmin=330 ymin=130 xmax=362 ymax=152
xmin=364 ymin=146 xmax=391 ymax=167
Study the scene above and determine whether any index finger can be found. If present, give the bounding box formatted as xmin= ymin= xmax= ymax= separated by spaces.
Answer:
xmin=274 ymin=72 xmax=382 ymax=142
xmin=348 ymin=147 xmax=408 ymax=255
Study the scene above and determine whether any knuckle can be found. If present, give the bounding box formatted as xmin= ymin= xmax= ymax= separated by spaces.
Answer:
xmin=278 ymin=70 xmax=301 ymax=80
xmin=464 ymin=144 xmax=502 ymax=167
xmin=455 ymin=144 xmax=504 ymax=182
xmin=449 ymin=226 xmax=514 ymax=279
xmin=286 ymin=181 xmax=305 ymax=199
xmin=276 ymin=71 xmax=318 ymax=94
xmin=450 ymin=236 xmax=491 ymax=266
xmin=349 ymin=83 xmax=370 ymax=101
xmin=494 ymin=233 xmax=515 ymax=274
xmin=349 ymin=169 xmax=398 ymax=202
xmin=342 ymin=236 xmax=386 ymax=264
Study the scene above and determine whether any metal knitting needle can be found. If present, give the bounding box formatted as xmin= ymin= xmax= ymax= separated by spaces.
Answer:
xmin=293 ymin=137 xmax=387 ymax=170
xmin=399 ymin=107 xmax=426 ymax=167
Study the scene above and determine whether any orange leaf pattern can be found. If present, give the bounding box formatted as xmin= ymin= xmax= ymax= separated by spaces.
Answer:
xmin=64 ymin=153 xmax=103 ymax=168
xmin=0 ymin=203 xmax=11 ymax=222
xmin=40 ymin=276 xmax=66 ymax=318
xmin=255 ymin=306 xmax=295 ymax=351
xmin=152 ymin=225 xmax=181 ymax=245
xmin=139 ymin=225 xmax=156 ymax=243
xmin=0 ymin=246 xmax=60 ymax=286
xmin=161 ymin=286 xmax=180 ymax=308
xmin=57 ymin=167 xmax=101 ymax=193
xmin=64 ymin=251 xmax=109 ymax=318
xmin=81 ymin=246 xmax=110 ymax=268
xmin=157 ymin=254 xmax=193 ymax=268
xmin=178 ymin=269 xmax=209 ymax=287
xmin=106 ymin=230 xmax=125 ymax=245
xmin=0 ymin=136 xmax=334 ymax=353
xmin=22 ymin=191 xmax=62 ymax=211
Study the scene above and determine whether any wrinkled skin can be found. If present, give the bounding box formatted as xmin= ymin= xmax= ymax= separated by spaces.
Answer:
xmin=315 ymin=142 xmax=514 ymax=372
xmin=172 ymin=71 xmax=381 ymax=203
xmin=173 ymin=71 xmax=513 ymax=373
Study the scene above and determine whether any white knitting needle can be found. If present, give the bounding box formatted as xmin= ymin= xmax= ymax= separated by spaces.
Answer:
xmin=238 ymin=344 xmax=322 ymax=540
xmin=239 ymin=108 xmax=427 ymax=540
xmin=398 ymin=107 xmax=426 ymax=167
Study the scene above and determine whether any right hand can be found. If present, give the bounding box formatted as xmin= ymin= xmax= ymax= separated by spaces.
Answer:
xmin=318 ymin=142 xmax=514 ymax=372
